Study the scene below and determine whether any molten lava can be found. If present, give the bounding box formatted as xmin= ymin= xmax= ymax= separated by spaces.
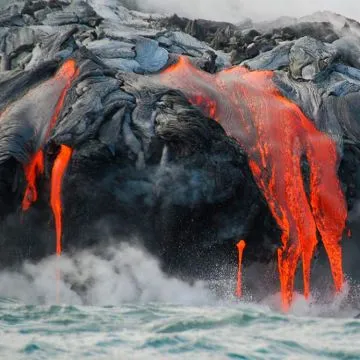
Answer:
xmin=46 ymin=59 xmax=79 ymax=138
xmin=236 ymin=240 xmax=246 ymax=298
xmin=21 ymin=59 xmax=78 ymax=211
xmin=22 ymin=150 xmax=44 ymax=211
xmin=17 ymin=59 xmax=78 ymax=256
xmin=157 ymin=56 xmax=347 ymax=310
xmin=50 ymin=145 xmax=72 ymax=256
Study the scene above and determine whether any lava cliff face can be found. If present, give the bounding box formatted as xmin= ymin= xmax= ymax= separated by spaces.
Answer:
xmin=1 ymin=0 xmax=360 ymax=306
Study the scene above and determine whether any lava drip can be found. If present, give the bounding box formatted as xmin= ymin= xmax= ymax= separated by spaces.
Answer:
xmin=236 ymin=240 xmax=246 ymax=298
xmin=21 ymin=59 xmax=78 ymax=212
xmin=157 ymin=56 xmax=348 ymax=310
xmin=50 ymin=145 xmax=72 ymax=256
xmin=22 ymin=150 xmax=44 ymax=211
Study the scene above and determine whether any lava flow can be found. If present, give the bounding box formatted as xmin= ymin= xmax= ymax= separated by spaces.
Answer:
xmin=236 ymin=240 xmax=246 ymax=298
xmin=20 ymin=59 xmax=78 ymax=255
xmin=21 ymin=59 xmax=78 ymax=212
xmin=50 ymin=145 xmax=72 ymax=256
xmin=22 ymin=150 xmax=44 ymax=211
xmin=157 ymin=56 xmax=348 ymax=310
xmin=46 ymin=59 xmax=79 ymax=138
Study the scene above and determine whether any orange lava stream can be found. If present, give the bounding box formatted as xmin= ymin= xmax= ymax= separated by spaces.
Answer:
xmin=21 ymin=59 xmax=78 ymax=211
xmin=22 ymin=150 xmax=44 ymax=211
xmin=236 ymin=240 xmax=246 ymax=298
xmin=50 ymin=145 xmax=72 ymax=256
xmin=46 ymin=59 xmax=78 ymax=138
xmin=158 ymin=56 xmax=347 ymax=310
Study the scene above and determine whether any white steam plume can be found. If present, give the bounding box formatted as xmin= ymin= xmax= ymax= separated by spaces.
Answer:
xmin=0 ymin=241 xmax=358 ymax=317
xmin=0 ymin=243 xmax=213 ymax=306
xmin=135 ymin=0 xmax=360 ymax=23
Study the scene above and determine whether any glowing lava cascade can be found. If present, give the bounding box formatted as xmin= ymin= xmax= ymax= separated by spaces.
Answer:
xmin=21 ymin=59 xmax=78 ymax=255
xmin=157 ymin=56 xmax=348 ymax=310
xmin=51 ymin=145 xmax=73 ymax=256
xmin=22 ymin=150 xmax=44 ymax=211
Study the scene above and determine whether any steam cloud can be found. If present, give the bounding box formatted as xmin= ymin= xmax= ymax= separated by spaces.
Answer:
xmin=0 ymin=241 xmax=358 ymax=316
xmin=133 ymin=0 xmax=360 ymax=22
xmin=0 ymin=243 xmax=213 ymax=306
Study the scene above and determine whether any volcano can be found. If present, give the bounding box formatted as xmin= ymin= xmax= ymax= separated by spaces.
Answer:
xmin=1 ymin=0 xmax=360 ymax=309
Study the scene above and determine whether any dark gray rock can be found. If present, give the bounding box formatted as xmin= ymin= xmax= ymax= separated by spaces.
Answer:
xmin=43 ymin=10 xmax=79 ymax=26
xmin=273 ymin=22 xmax=339 ymax=43
xmin=289 ymin=36 xmax=338 ymax=80
xmin=0 ymin=3 xmax=25 ymax=27
xmin=185 ymin=20 xmax=206 ymax=42
xmin=86 ymin=39 xmax=136 ymax=59
xmin=334 ymin=36 xmax=360 ymax=69
xmin=241 ymin=28 xmax=261 ymax=44
xmin=135 ymin=37 xmax=168 ymax=73
xmin=245 ymin=42 xmax=259 ymax=59
xmin=242 ymin=42 xmax=293 ymax=70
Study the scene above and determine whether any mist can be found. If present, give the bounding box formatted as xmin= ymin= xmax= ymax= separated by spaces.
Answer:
xmin=135 ymin=0 xmax=360 ymax=23
xmin=0 ymin=243 xmax=213 ymax=306
xmin=0 ymin=239 xmax=358 ymax=316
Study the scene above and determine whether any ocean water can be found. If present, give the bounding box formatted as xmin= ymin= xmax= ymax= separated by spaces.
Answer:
xmin=1 ymin=299 xmax=360 ymax=360
xmin=0 ymin=245 xmax=359 ymax=359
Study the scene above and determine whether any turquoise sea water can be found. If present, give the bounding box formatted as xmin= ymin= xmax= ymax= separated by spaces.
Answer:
xmin=1 ymin=299 xmax=360 ymax=360
xmin=0 ymin=246 xmax=359 ymax=359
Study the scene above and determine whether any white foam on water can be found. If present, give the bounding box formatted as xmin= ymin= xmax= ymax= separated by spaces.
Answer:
xmin=0 ymin=241 xmax=359 ymax=318
xmin=0 ymin=243 xmax=214 ymax=306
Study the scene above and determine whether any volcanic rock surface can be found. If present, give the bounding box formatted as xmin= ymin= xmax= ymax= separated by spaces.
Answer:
xmin=1 ymin=0 xmax=360 ymax=304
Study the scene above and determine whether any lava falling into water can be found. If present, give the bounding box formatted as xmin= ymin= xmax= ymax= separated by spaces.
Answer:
xmin=50 ymin=145 xmax=72 ymax=256
xmin=18 ymin=59 xmax=78 ymax=258
xmin=21 ymin=59 xmax=78 ymax=212
xmin=236 ymin=240 xmax=246 ymax=298
xmin=157 ymin=56 xmax=348 ymax=310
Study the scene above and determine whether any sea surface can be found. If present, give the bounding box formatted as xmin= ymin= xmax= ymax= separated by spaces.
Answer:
xmin=1 ymin=298 xmax=360 ymax=360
